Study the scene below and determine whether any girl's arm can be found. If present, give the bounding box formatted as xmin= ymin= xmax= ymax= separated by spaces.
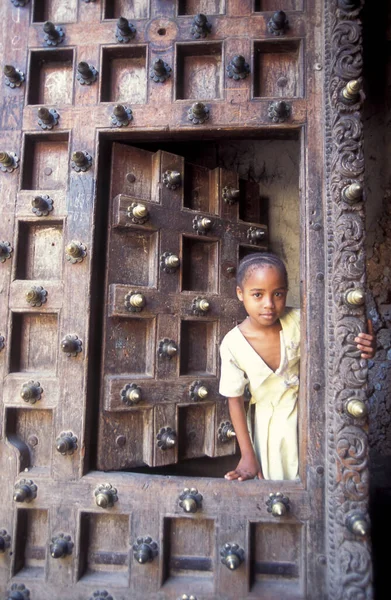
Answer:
xmin=225 ymin=396 xmax=264 ymax=481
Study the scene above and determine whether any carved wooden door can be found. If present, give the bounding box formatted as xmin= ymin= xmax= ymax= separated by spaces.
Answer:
xmin=97 ymin=143 xmax=267 ymax=471
xmin=0 ymin=1 xmax=372 ymax=600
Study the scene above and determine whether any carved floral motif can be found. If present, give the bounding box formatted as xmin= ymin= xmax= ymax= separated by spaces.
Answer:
xmin=325 ymin=0 xmax=372 ymax=597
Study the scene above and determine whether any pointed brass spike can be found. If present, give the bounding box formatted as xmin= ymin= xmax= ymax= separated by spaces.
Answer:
xmin=4 ymin=65 xmax=16 ymax=78
xmin=192 ymin=102 xmax=207 ymax=118
xmin=38 ymin=107 xmax=52 ymax=121
xmin=116 ymin=16 xmax=136 ymax=42
xmin=346 ymin=512 xmax=369 ymax=536
xmin=76 ymin=61 xmax=98 ymax=85
xmin=43 ymin=21 xmax=56 ymax=35
xmin=191 ymin=13 xmax=211 ymax=38
xmin=182 ymin=498 xmax=197 ymax=513
xmin=352 ymin=520 xmax=368 ymax=536
xmin=61 ymin=334 xmax=82 ymax=356
xmin=188 ymin=101 xmax=210 ymax=124
xmin=342 ymin=182 xmax=363 ymax=203
xmin=55 ymin=432 xmax=77 ymax=455
xmin=342 ymin=80 xmax=361 ymax=101
xmin=266 ymin=492 xmax=290 ymax=516
xmin=25 ymin=286 xmax=47 ymax=307
xmin=166 ymin=254 xmax=179 ymax=267
xmin=268 ymin=10 xmax=289 ymax=35
xmin=271 ymin=502 xmax=286 ymax=516
xmin=13 ymin=489 xmax=27 ymax=502
xmin=268 ymin=100 xmax=291 ymax=123
xmin=72 ymin=151 xmax=87 ymax=166
xmin=345 ymin=289 xmax=365 ymax=306
xmin=0 ymin=151 xmax=13 ymax=167
xmin=78 ymin=61 xmax=91 ymax=76
xmin=95 ymin=493 xmax=109 ymax=508
xmin=227 ymin=55 xmax=250 ymax=79
xmin=163 ymin=169 xmax=182 ymax=189
xmin=56 ymin=439 xmax=70 ymax=454
xmin=32 ymin=196 xmax=48 ymax=211
xmin=113 ymin=104 xmax=128 ymax=120
xmin=43 ymin=21 xmax=64 ymax=46
xmin=132 ymin=204 xmax=148 ymax=219
xmin=3 ymin=64 xmax=24 ymax=86
xmin=226 ymin=554 xmax=240 ymax=570
xmin=125 ymin=291 xmax=146 ymax=312
xmin=94 ymin=483 xmax=118 ymax=508
xmin=346 ymin=399 xmax=367 ymax=418
xmin=117 ymin=16 xmax=130 ymax=33
xmin=129 ymin=293 xmax=145 ymax=308
xmin=197 ymin=385 xmax=208 ymax=399
xmin=66 ymin=241 xmax=82 ymax=258
xmin=156 ymin=427 xmax=177 ymax=449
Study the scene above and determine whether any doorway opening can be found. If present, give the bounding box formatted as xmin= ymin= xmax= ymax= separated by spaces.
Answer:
xmin=86 ymin=131 xmax=301 ymax=478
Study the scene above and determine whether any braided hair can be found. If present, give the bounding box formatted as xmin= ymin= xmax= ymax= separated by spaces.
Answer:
xmin=236 ymin=252 xmax=288 ymax=289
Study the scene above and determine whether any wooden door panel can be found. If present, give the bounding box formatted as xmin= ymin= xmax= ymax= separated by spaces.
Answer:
xmin=0 ymin=0 xmax=371 ymax=598
xmin=98 ymin=143 xmax=269 ymax=471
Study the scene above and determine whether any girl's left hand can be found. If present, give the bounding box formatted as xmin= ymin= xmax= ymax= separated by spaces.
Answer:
xmin=354 ymin=319 xmax=376 ymax=359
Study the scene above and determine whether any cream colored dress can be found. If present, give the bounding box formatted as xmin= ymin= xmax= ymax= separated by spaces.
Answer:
xmin=219 ymin=308 xmax=300 ymax=480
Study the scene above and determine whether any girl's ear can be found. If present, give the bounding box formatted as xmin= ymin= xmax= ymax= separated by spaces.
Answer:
xmin=236 ymin=286 xmax=243 ymax=302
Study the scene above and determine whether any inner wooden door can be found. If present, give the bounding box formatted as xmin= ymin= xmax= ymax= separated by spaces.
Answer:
xmin=97 ymin=142 xmax=268 ymax=472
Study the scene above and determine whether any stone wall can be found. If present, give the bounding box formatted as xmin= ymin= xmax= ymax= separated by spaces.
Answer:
xmin=363 ymin=2 xmax=391 ymax=595
xmin=217 ymin=138 xmax=300 ymax=307
xmin=362 ymin=2 xmax=391 ymax=460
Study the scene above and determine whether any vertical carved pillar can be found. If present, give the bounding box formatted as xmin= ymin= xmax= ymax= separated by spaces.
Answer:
xmin=325 ymin=1 xmax=372 ymax=598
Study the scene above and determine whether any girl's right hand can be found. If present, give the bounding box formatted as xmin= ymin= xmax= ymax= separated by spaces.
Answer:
xmin=225 ymin=455 xmax=263 ymax=481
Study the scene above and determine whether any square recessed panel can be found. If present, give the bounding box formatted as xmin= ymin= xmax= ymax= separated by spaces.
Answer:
xmin=104 ymin=0 xmax=149 ymax=18
xmin=176 ymin=43 xmax=222 ymax=100
xmin=180 ymin=320 xmax=216 ymax=376
xmin=16 ymin=222 xmax=63 ymax=281
xmin=253 ymin=40 xmax=302 ymax=98
xmin=238 ymin=178 xmax=268 ymax=224
xmin=162 ymin=517 xmax=215 ymax=590
xmin=183 ymin=163 xmax=219 ymax=212
xmin=10 ymin=313 xmax=58 ymax=374
xmin=182 ymin=237 xmax=219 ymax=293
xmin=254 ymin=0 xmax=303 ymax=10
xmin=178 ymin=0 xmax=225 ymax=14
xmin=21 ymin=134 xmax=69 ymax=191
xmin=78 ymin=513 xmax=129 ymax=585
xmin=109 ymin=230 xmax=158 ymax=287
xmin=13 ymin=509 xmax=48 ymax=578
xmin=6 ymin=408 xmax=53 ymax=470
xmin=32 ymin=0 xmax=77 ymax=22
xmin=97 ymin=409 xmax=153 ymax=469
xmin=104 ymin=317 xmax=155 ymax=377
xmin=178 ymin=403 xmax=215 ymax=459
xmin=249 ymin=522 xmax=303 ymax=594
xmin=28 ymin=50 xmax=74 ymax=105
xmin=101 ymin=46 xmax=147 ymax=104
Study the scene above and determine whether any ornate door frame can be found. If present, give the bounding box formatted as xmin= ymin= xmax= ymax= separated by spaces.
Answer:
xmin=324 ymin=1 xmax=371 ymax=597
xmin=0 ymin=1 xmax=372 ymax=598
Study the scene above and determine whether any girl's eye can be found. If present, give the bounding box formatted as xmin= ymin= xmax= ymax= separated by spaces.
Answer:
xmin=253 ymin=293 xmax=261 ymax=298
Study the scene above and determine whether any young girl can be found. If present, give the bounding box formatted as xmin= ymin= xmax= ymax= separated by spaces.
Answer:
xmin=219 ymin=253 xmax=375 ymax=481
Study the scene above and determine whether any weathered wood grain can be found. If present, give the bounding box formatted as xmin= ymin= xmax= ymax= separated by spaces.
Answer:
xmin=0 ymin=0 xmax=366 ymax=598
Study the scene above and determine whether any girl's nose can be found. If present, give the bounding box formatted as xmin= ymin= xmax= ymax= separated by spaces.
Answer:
xmin=264 ymin=295 xmax=275 ymax=307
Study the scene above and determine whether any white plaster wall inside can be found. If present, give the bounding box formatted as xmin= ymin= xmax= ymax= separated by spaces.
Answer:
xmin=216 ymin=138 xmax=301 ymax=307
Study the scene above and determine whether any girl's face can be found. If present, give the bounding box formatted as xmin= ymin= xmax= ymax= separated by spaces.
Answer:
xmin=236 ymin=265 xmax=288 ymax=328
